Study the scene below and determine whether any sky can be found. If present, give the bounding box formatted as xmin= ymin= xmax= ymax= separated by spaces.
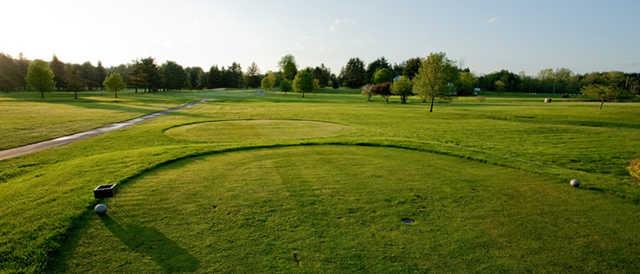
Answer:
xmin=1 ymin=0 xmax=639 ymax=75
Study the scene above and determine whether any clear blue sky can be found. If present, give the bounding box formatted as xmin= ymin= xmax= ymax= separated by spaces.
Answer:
xmin=2 ymin=0 xmax=639 ymax=75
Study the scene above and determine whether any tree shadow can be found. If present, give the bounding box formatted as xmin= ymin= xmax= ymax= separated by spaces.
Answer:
xmin=100 ymin=215 xmax=200 ymax=272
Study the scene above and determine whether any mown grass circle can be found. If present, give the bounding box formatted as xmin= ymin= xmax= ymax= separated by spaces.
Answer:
xmin=164 ymin=119 xmax=350 ymax=143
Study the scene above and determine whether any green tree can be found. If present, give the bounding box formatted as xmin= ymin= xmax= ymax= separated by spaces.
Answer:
xmin=391 ymin=76 xmax=413 ymax=104
xmin=79 ymin=61 xmax=96 ymax=90
xmin=0 ymin=53 xmax=26 ymax=91
xmin=279 ymin=79 xmax=292 ymax=93
xmin=402 ymin=57 xmax=422 ymax=79
xmin=582 ymin=84 xmax=625 ymax=110
xmin=457 ymin=71 xmax=477 ymax=95
xmin=129 ymin=58 xmax=160 ymax=92
xmin=413 ymin=52 xmax=458 ymax=112
xmin=226 ymin=62 xmax=244 ymax=88
xmin=330 ymin=73 xmax=340 ymax=89
xmin=103 ymin=72 xmax=126 ymax=98
xmin=185 ymin=67 xmax=205 ymax=89
xmin=373 ymin=68 xmax=394 ymax=84
xmin=95 ymin=61 xmax=107 ymax=90
xmin=293 ymin=69 xmax=314 ymax=98
xmin=261 ymin=71 xmax=276 ymax=90
xmin=245 ymin=62 xmax=262 ymax=88
xmin=26 ymin=59 xmax=55 ymax=98
xmin=159 ymin=61 xmax=186 ymax=90
xmin=207 ymin=65 xmax=223 ymax=89
xmin=366 ymin=57 xmax=391 ymax=83
xmin=312 ymin=64 xmax=331 ymax=87
xmin=49 ymin=55 xmax=67 ymax=90
xmin=64 ymin=64 xmax=84 ymax=99
xmin=339 ymin=58 xmax=367 ymax=88
xmin=279 ymin=54 xmax=298 ymax=81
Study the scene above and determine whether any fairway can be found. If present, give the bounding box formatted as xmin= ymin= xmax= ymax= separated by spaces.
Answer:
xmin=1 ymin=90 xmax=639 ymax=273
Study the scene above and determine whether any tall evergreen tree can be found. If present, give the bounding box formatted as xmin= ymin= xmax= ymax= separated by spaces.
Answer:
xmin=245 ymin=62 xmax=261 ymax=88
xmin=207 ymin=65 xmax=223 ymax=88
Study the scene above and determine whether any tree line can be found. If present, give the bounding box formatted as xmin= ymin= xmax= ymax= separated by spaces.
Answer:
xmin=1 ymin=52 xmax=639 ymax=107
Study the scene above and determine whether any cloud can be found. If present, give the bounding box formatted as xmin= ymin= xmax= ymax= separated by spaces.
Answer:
xmin=329 ymin=18 xmax=356 ymax=32
xmin=487 ymin=16 xmax=497 ymax=24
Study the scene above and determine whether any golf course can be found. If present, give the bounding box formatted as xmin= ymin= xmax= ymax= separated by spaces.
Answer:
xmin=1 ymin=89 xmax=639 ymax=272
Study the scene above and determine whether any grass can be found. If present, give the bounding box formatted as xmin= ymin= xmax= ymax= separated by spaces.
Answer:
xmin=631 ymin=159 xmax=640 ymax=180
xmin=0 ymin=90 xmax=194 ymax=150
xmin=0 ymin=89 xmax=639 ymax=272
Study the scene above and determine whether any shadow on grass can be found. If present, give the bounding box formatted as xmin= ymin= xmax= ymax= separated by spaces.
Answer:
xmin=100 ymin=215 xmax=200 ymax=272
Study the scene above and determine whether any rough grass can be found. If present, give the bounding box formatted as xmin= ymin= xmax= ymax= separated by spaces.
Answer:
xmin=0 ymin=89 xmax=639 ymax=272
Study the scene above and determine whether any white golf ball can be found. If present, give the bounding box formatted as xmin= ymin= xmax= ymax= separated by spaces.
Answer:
xmin=570 ymin=179 xmax=581 ymax=188
xmin=94 ymin=203 xmax=108 ymax=214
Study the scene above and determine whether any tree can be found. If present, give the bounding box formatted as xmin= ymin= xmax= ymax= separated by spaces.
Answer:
xmin=26 ymin=59 xmax=55 ymax=98
xmin=279 ymin=79 xmax=292 ymax=93
xmin=79 ymin=61 xmax=97 ymax=90
xmin=279 ymin=54 xmax=298 ymax=81
xmin=225 ymin=62 xmax=244 ymax=88
xmin=64 ymin=64 xmax=84 ymax=99
xmin=371 ymin=82 xmax=392 ymax=103
xmin=339 ymin=58 xmax=367 ymax=88
xmin=95 ymin=61 xmax=107 ymax=90
xmin=0 ymin=53 xmax=26 ymax=91
xmin=207 ymin=65 xmax=223 ymax=88
xmin=185 ymin=67 xmax=205 ymax=89
xmin=402 ymin=57 xmax=422 ymax=79
xmin=457 ymin=71 xmax=477 ymax=95
xmin=139 ymin=57 xmax=161 ymax=92
xmin=330 ymin=73 xmax=340 ymax=89
xmin=50 ymin=55 xmax=66 ymax=90
xmin=261 ymin=71 xmax=276 ymax=90
xmin=366 ymin=57 xmax=391 ymax=83
xmin=413 ymin=52 xmax=458 ymax=112
xmin=479 ymin=70 xmax=520 ymax=92
xmin=293 ymin=69 xmax=314 ymax=97
xmin=245 ymin=62 xmax=262 ymax=88
xmin=159 ymin=61 xmax=186 ymax=90
xmin=391 ymin=76 xmax=413 ymax=104
xmin=582 ymin=84 xmax=624 ymax=110
xmin=103 ymin=72 xmax=126 ymax=98
xmin=312 ymin=64 xmax=331 ymax=87
xmin=373 ymin=68 xmax=394 ymax=84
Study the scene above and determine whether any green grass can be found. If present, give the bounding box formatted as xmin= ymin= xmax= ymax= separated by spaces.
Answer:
xmin=165 ymin=119 xmax=351 ymax=143
xmin=0 ymin=89 xmax=639 ymax=272
xmin=0 ymin=90 xmax=193 ymax=150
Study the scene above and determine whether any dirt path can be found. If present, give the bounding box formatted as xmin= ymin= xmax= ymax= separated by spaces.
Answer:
xmin=0 ymin=99 xmax=205 ymax=161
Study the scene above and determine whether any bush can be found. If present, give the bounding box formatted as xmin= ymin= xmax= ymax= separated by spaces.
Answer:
xmin=371 ymin=82 xmax=392 ymax=103
xmin=279 ymin=79 xmax=292 ymax=93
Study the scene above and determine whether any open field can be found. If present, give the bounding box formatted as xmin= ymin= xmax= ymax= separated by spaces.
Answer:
xmin=0 ymin=91 xmax=197 ymax=150
xmin=1 ymin=89 xmax=639 ymax=272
